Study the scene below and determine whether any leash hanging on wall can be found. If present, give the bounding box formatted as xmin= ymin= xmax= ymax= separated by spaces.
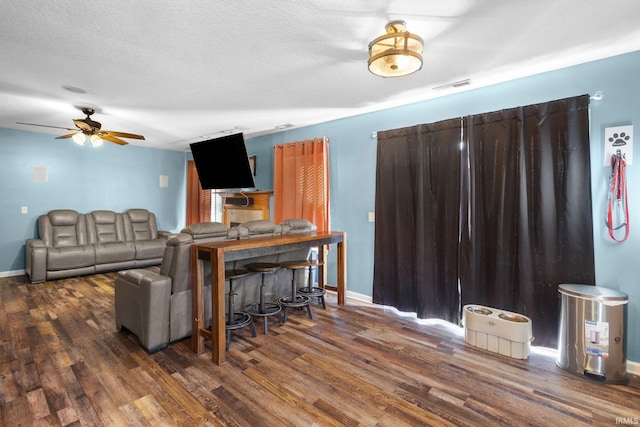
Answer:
xmin=604 ymin=125 xmax=633 ymax=242
xmin=605 ymin=149 xmax=629 ymax=242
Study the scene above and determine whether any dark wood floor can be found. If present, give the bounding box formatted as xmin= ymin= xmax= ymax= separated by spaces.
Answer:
xmin=1 ymin=272 xmax=639 ymax=426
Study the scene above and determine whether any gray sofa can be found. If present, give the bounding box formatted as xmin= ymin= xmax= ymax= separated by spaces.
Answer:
xmin=114 ymin=219 xmax=317 ymax=352
xmin=26 ymin=208 xmax=170 ymax=283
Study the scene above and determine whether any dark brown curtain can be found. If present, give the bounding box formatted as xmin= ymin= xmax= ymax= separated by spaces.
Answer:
xmin=186 ymin=160 xmax=211 ymax=226
xmin=460 ymin=96 xmax=594 ymax=347
xmin=373 ymin=95 xmax=594 ymax=347
xmin=373 ymin=119 xmax=463 ymax=323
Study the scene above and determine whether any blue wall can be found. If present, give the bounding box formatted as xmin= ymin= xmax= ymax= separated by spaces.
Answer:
xmin=246 ymin=50 xmax=640 ymax=362
xmin=0 ymin=128 xmax=187 ymax=273
xmin=2 ymin=50 xmax=639 ymax=362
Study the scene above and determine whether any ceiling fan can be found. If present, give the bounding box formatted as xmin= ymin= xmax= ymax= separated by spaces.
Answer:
xmin=17 ymin=108 xmax=145 ymax=146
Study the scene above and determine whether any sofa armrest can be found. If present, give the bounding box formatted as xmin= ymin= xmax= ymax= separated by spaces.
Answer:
xmin=158 ymin=230 xmax=172 ymax=240
xmin=115 ymin=269 xmax=172 ymax=352
xmin=26 ymin=238 xmax=47 ymax=283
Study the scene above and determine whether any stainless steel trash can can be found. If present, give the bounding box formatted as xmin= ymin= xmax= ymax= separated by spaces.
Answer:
xmin=556 ymin=284 xmax=628 ymax=384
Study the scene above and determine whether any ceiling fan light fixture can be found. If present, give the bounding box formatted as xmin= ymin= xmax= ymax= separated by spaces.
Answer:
xmin=90 ymin=134 xmax=103 ymax=147
xmin=368 ymin=21 xmax=423 ymax=78
xmin=72 ymin=132 xmax=87 ymax=145
xmin=17 ymin=106 xmax=144 ymax=147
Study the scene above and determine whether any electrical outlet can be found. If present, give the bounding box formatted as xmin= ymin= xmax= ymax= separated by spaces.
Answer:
xmin=21 ymin=206 xmax=28 ymax=214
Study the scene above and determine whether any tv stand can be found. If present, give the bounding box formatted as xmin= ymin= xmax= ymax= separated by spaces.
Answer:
xmin=222 ymin=190 xmax=273 ymax=227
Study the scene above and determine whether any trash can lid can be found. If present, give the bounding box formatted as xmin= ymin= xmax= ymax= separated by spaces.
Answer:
xmin=558 ymin=284 xmax=628 ymax=302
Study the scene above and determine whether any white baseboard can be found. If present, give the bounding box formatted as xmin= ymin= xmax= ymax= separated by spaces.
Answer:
xmin=627 ymin=360 xmax=640 ymax=376
xmin=0 ymin=269 xmax=25 ymax=278
xmin=346 ymin=290 xmax=372 ymax=303
xmin=325 ymin=289 xmax=372 ymax=303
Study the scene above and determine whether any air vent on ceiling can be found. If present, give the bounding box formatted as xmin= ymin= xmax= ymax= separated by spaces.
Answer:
xmin=432 ymin=79 xmax=471 ymax=90
xmin=275 ymin=123 xmax=295 ymax=130
xmin=220 ymin=126 xmax=248 ymax=134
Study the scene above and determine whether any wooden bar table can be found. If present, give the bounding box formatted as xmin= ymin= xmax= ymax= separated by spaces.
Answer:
xmin=191 ymin=231 xmax=346 ymax=365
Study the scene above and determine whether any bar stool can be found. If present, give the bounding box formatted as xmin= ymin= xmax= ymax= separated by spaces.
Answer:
xmin=296 ymin=260 xmax=326 ymax=309
xmin=244 ymin=262 xmax=282 ymax=334
xmin=224 ymin=269 xmax=257 ymax=351
xmin=278 ymin=260 xmax=313 ymax=323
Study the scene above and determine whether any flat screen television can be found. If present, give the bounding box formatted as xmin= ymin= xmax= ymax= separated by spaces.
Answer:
xmin=189 ymin=133 xmax=255 ymax=190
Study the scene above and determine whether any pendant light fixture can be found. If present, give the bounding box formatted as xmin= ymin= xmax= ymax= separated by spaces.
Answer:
xmin=368 ymin=21 xmax=423 ymax=78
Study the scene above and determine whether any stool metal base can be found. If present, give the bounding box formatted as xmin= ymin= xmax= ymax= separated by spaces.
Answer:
xmin=278 ymin=294 xmax=311 ymax=306
xmin=278 ymin=295 xmax=312 ymax=323
xmin=225 ymin=312 xmax=256 ymax=351
xmin=298 ymin=286 xmax=327 ymax=309
xmin=245 ymin=302 xmax=282 ymax=334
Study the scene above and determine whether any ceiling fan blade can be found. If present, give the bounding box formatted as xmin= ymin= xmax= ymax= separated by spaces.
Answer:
xmin=102 ymin=130 xmax=145 ymax=140
xmin=16 ymin=122 xmax=77 ymax=131
xmin=55 ymin=132 xmax=79 ymax=139
xmin=99 ymin=134 xmax=129 ymax=146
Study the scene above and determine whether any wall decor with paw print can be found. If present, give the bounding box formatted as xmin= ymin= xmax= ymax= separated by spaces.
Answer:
xmin=604 ymin=125 xmax=633 ymax=165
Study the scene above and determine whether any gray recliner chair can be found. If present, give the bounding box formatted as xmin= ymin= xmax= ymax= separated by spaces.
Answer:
xmin=115 ymin=221 xmax=237 ymax=352
xmin=26 ymin=209 xmax=96 ymax=283
xmin=122 ymin=208 xmax=170 ymax=266
xmin=115 ymin=233 xmax=193 ymax=352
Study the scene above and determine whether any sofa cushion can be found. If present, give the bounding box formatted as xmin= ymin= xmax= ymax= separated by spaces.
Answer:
xmin=48 ymin=209 xmax=81 ymax=227
xmin=41 ymin=210 xmax=89 ymax=248
xmin=181 ymin=222 xmax=238 ymax=242
xmin=122 ymin=209 xmax=167 ymax=260
xmin=51 ymin=226 xmax=80 ymax=248
xmin=235 ymin=220 xmax=282 ymax=239
xmin=125 ymin=209 xmax=159 ymax=241
xmin=94 ymin=242 xmax=136 ymax=264
xmin=86 ymin=210 xmax=136 ymax=264
xmin=280 ymin=218 xmax=317 ymax=234
xmin=47 ymin=246 xmax=95 ymax=270
xmin=133 ymin=240 xmax=165 ymax=260
xmin=87 ymin=210 xmax=126 ymax=243
xmin=158 ymin=233 xmax=193 ymax=293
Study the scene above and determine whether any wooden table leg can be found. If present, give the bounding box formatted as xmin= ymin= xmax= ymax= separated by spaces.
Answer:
xmin=337 ymin=233 xmax=346 ymax=306
xmin=191 ymin=246 xmax=205 ymax=354
xmin=211 ymin=248 xmax=226 ymax=365
xmin=318 ymin=245 xmax=326 ymax=289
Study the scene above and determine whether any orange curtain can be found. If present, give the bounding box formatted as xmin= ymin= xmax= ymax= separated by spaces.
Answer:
xmin=186 ymin=160 xmax=211 ymax=226
xmin=273 ymin=137 xmax=330 ymax=231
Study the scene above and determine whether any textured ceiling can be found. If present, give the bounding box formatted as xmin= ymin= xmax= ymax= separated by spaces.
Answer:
xmin=2 ymin=0 xmax=640 ymax=151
